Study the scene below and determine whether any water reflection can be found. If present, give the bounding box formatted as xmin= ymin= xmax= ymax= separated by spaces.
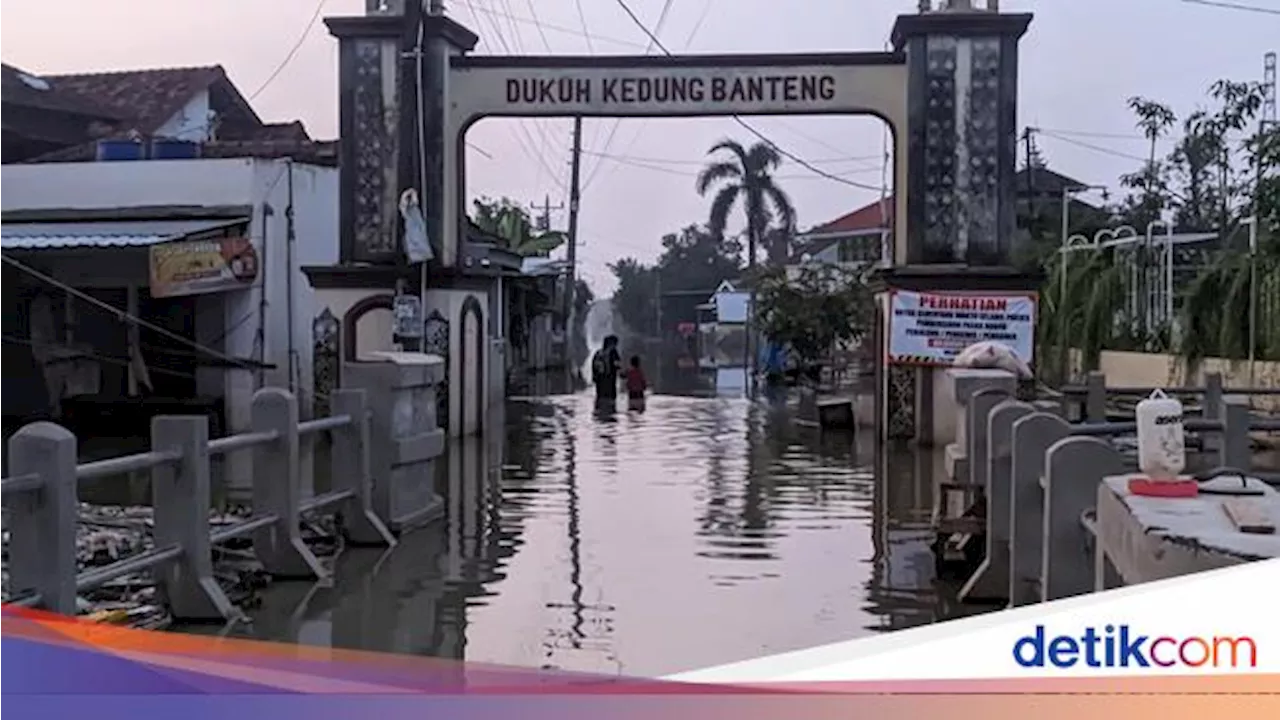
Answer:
xmin=196 ymin=390 xmax=969 ymax=677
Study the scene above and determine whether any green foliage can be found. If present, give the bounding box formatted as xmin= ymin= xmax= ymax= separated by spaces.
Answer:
xmin=695 ymin=139 xmax=795 ymax=267
xmin=471 ymin=196 xmax=566 ymax=257
xmin=609 ymin=258 xmax=659 ymax=337
xmin=609 ymin=224 xmax=743 ymax=337
xmin=1036 ymin=76 xmax=1280 ymax=374
xmin=752 ymin=263 xmax=874 ymax=367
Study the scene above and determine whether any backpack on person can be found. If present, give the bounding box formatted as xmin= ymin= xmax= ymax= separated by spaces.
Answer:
xmin=591 ymin=350 xmax=608 ymax=382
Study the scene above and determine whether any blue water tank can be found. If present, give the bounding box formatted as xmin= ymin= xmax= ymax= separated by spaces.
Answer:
xmin=149 ymin=139 xmax=201 ymax=160
xmin=95 ymin=140 xmax=145 ymax=161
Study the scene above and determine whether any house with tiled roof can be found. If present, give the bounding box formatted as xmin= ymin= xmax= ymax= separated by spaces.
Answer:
xmin=791 ymin=165 xmax=1106 ymax=268
xmin=792 ymin=197 xmax=893 ymax=267
xmin=2 ymin=63 xmax=334 ymax=165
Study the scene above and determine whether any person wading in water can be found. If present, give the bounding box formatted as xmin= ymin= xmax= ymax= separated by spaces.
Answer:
xmin=591 ymin=335 xmax=623 ymax=402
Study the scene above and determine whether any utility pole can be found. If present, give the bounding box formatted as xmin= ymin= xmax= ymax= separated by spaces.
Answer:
xmin=564 ymin=117 xmax=584 ymax=353
xmin=654 ymin=268 xmax=663 ymax=343
xmin=1022 ymin=127 xmax=1036 ymax=222
xmin=532 ymin=195 xmax=564 ymax=233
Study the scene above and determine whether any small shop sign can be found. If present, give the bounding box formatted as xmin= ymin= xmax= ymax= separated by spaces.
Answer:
xmin=149 ymin=236 xmax=258 ymax=298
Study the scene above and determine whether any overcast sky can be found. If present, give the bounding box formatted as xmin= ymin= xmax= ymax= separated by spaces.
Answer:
xmin=3 ymin=0 xmax=1277 ymax=294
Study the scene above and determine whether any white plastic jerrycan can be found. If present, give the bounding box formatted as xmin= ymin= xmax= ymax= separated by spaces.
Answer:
xmin=1135 ymin=389 xmax=1186 ymax=481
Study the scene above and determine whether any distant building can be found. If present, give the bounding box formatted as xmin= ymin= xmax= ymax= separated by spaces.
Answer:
xmin=791 ymin=198 xmax=892 ymax=268
xmin=788 ymin=165 xmax=1107 ymax=268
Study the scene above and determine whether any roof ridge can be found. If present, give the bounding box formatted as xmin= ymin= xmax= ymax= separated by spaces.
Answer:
xmin=44 ymin=64 xmax=224 ymax=79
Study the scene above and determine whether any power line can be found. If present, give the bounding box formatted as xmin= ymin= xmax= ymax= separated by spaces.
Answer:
xmin=467 ymin=4 xmax=646 ymax=49
xmin=581 ymin=149 xmax=880 ymax=178
xmin=611 ymin=0 xmax=883 ymax=192
xmin=466 ymin=1 xmax=568 ymax=190
xmin=1034 ymin=127 xmax=1145 ymax=141
xmin=522 ymin=0 xmax=553 ymax=51
xmin=590 ymin=1 xmax=716 ymax=190
xmin=1036 ymin=130 xmax=1150 ymax=163
xmin=582 ymin=148 xmax=880 ymax=167
xmin=249 ymin=0 xmax=328 ymax=101
xmin=572 ymin=0 xmax=595 ymax=53
xmin=1180 ymin=0 xmax=1280 ymax=16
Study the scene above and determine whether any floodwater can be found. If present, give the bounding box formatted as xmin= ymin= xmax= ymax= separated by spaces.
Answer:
xmin=189 ymin=367 xmax=973 ymax=677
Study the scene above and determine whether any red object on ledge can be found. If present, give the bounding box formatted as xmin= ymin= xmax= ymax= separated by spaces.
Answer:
xmin=1128 ymin=477 xmax=1199 ymax=498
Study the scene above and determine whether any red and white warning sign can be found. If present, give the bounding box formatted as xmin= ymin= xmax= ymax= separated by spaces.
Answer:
xmin=887 ymin=290 xmax=1037 ymax=366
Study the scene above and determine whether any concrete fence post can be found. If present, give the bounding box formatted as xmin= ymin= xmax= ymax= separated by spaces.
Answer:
xmin=6 ymin=422 xmax=78 ymax=615
xmin=959 ymin=400 xmax=1033 ymax=603
xmin=1085 ymin=371 xmax=1107 ymax=423
xmin=967 ymin=387 xmax=1012 ymax=491
xmin=330 ymin=388 xmax=396 ymax=546
xmin=251 ymin=388 xmax=326 ymax=578
xmin=1008 ymin=412 xmax=1070 ymax=606
xmin=1220 ymin=394 xmax=1252 ymax=471
xmin=150 ymin=416 xmax=240 ymax=621
xmin=1202 ymin=372 xmax=1224 ymax=455
xmin=1042 ymin=436 xmax=1124 ymax=601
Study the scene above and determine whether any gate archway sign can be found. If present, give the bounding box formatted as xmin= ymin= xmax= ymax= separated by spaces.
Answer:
xmin=321 ymin=4 xmax=1035 ymax=445
xmin=443 ymin=53 xmax=910 ymax=267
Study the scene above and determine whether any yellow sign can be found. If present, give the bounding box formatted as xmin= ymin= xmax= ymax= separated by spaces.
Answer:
xmin=149 ymin=236 xmax=258 ymax=298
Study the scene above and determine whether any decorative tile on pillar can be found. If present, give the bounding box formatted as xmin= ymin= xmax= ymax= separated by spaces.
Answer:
xmin=352 ymin=39 xmax=395 ymax=258
xmin=313 ymin=308 xmax=340 ymax=418
xmin=963 ymin=37 xmax=1003 ymax=265
xmin=887 ymin=364 xmax=917 ymax=440
xmin=423 ymin=309 xmax=450 ymax=433
xmin=922 ymin=36 xmax=958 ymax=264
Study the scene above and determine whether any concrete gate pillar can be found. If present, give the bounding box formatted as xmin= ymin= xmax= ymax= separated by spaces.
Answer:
xmin=872 ymin=5 xmax=1039 ymax=444
xmin=309 ymin=3 xmax=482 ymax=439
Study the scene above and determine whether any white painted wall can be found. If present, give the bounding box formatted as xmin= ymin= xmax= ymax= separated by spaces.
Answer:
xmin=153 ymin=90 xmax=213 ymax=141
xmin=313 ymin=288 xmax=395 ymax=361
xmin=1 ymin=157 xmax=257 ymax=211
xmin=425 ymin=288 xmax=489 ymax=438
xmin=715 ymin=290 xmax=750 ymax=324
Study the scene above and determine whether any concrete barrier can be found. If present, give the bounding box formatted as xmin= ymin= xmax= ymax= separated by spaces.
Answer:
xmin=0 ymin=381 xmax=445 ymax=621
xmin=947 ymin=369 xmax=1278 ymax=607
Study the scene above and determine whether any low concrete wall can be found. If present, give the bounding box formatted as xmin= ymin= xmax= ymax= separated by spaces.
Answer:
xmin=1094 ymin=351 xmax=1280 ymax=412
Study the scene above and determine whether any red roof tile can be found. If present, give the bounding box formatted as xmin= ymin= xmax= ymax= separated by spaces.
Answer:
xmin=2 ymin=63 xmax=122 ymax=119
xmin=806 ymin=197 xmax=894 ymax=236
xmin=45 ymin=65 xmax=226 ymax=135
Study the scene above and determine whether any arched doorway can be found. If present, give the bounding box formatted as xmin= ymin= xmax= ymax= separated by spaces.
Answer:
xmin=459 ymin=296 xmax=485 ymax=436
xmin=342 ymin=294 xmax=395 ymax=363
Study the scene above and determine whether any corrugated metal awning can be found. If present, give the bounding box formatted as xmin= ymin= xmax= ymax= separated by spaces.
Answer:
xmin=1 ymin=217 xmax=248 ymax=250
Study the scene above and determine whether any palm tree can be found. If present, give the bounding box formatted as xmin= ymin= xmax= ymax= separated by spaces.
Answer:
xmin=695 ymin=140 xmax=796 ymax=271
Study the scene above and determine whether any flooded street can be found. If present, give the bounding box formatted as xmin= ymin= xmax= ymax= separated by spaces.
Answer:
xmin=191 ymin=378 xmax=969 ymax=677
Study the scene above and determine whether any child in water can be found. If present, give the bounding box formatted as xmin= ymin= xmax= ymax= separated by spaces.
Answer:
xmin=625 ymin=355 xmax=648 ymax=401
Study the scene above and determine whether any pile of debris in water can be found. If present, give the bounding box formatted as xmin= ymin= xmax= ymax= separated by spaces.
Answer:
xmin=1 ymin=502 xmax=341 ymax=629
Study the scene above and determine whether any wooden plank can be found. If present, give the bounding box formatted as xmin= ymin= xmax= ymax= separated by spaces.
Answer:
xmin=1221 ymin=498 xmax=1277 ymax=535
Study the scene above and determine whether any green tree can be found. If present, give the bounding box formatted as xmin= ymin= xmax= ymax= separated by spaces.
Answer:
xmin=695 ymin=139 xmax=796 ymax=272
xmin=608 ymin=257 xmax=658 ymax=337
xmin=655 ymin=224 xmax=742 ymax=292
xmin=471 ymin=196 xmax=566 ymax=257
xmin=752 ymin=263 xmax=873 ymax=368
xmin=1038 ymin=77 xmax=1280 ymax=375
xmin=608 ymin=224 xmax=743 ymax=338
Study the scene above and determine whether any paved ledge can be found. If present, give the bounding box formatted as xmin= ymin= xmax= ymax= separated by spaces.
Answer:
xmin=1096 ymin=475 xmax=1280 ymax=585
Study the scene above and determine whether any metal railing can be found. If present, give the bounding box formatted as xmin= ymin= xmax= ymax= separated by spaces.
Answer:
xmin=1056 ymin=370 xmax=1280 ymax=425
xmin=947 ymin=371 xmax=1275 ymax=608
xmin=1 ymin=387 xmax=395 ymax=621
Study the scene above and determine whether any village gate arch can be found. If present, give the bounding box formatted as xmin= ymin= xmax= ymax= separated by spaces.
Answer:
xmin=322 ymin=3 xmax=1034 ymax=442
